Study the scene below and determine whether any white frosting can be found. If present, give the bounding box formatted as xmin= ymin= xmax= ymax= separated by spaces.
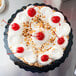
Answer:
xmin=13 ymin=45 xmax=37 ymax=64
xmin=8 ymin=5 xmax=71 ymax=66
xmin=49 ymin=12 xmax=64 ymax=27
xmin=38 ymin=45 xmax=64 ymax=65
xmin=8 ymin=19 xmax=24 ymax=47
xmin=16 ymin=10 xmax=29 ymax=23
xmin=49 ymin=45 xmax=64 ymax=60
xmin=31 ymin=28 xmax=51 ymax=48
xmin=8 ymin=12 xmax=37 ymax=63
xmin=56 ymin=23 xmax=71 ymax=37
xmin=42 ymin=42 xmax=54 ymax=50
xmin=40 ymin=7 xmax=53 ymax=22
xmin=23 ymin=48 xmax=37 ymax=64
xmin=31 ymin=22 xmax=40 ymax=30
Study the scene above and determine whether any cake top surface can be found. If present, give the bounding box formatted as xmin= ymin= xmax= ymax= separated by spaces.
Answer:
xmin=8 ymin=5 xmax=71 ymax=67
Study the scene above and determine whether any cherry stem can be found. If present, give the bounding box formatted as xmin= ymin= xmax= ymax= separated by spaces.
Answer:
xmin=7 ymin=52 xmax=17 ymax=55
xmin=59 ymin=23 xmax=61 ymax=26
xmin=31 ymin=34 xmax=40 ymax=37
xmin=53 ymin=31 xmax=59 ymax=38
xmin=2 ymin=19 xmax=9 ymax=25
xmin=49 ymin=58 xmax=54 ymax=60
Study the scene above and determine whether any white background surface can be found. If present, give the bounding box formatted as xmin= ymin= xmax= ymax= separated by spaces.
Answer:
xmin=0 ymin=0 xmax=76 ymax=76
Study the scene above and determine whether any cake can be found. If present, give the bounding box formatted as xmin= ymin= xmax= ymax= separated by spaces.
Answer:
xmin=4 ymin=3 xmax=72 ymax=72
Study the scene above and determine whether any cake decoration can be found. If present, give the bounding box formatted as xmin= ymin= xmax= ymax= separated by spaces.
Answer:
xmin=11 ymin=23 xmax=20 ymax=31
xmin=51 ymin=16 xmax=60 ymax=23
xmin=16 ymin=47 xmax=24 ymax=53
xmin=55 ymin=36 xmax=68 ymax=48
xmin=36 ymin=32 xmax=45 ymax=40
xmin=57 ymin=37 xmax=65 ymax=45
xmin=27 ymin=8 xmax=36 ymax=17
xmin=38 ymin=52 xmax=52 ymax=65
xmin=41 ymin=55 xmax=49 ymax=62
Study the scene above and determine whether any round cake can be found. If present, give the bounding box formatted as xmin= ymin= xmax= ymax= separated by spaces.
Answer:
xmin=4 ymin=3 xmax=72 ymax=72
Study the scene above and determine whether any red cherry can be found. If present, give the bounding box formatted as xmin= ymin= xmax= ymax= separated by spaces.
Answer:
xmin=12 ymin=23 xmax=20 ymax=31
xmin=57 ymin=37 xmax=65 ymax=45
xmin=41 ymin=55 xmax=49 ymax=62
xmin=36 ymin=32 xmax=45 ymax=40
xmin=27 ymin=8 xmax=36 ymax=17
xmin=17 ymin=47 xmax=24 ymax=53
xmin=51 ymin=16 xmax=60 ymax=23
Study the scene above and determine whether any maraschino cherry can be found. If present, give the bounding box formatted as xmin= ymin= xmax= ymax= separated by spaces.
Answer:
xmin=41 ymin=55 xmax=49 ymax=62
xmin=51 ymin=16 xmax=60 ymax=23
xmin=36 ymin=32 xmax=45 ymax=40
xmin=8 ymin=47 xmax=24 ymax=55
xmin=27 ymin=8 xmax=36 ymax=17
xmin=12 ymin=23 xmax=20 ymax=31
xmin=57 ymin=37 xmax=65 ymax=45
xmin=17 ymin=47 xmax=24 ymax=53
